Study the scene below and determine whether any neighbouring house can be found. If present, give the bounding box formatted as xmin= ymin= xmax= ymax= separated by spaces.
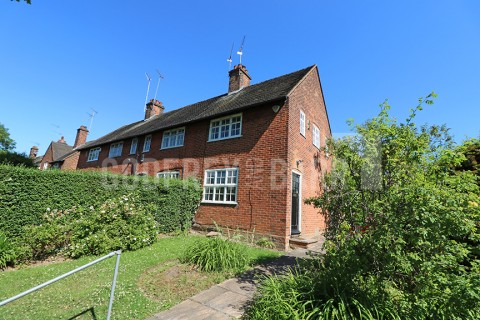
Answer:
xmin=76 ymin=64 xmax=332 ymax=249
xmin=39 ymin=125 xmax=89 ymax=170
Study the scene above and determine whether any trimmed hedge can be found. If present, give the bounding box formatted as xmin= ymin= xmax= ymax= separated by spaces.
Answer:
xmin=0 ymin=165 xmax=202 ymax=239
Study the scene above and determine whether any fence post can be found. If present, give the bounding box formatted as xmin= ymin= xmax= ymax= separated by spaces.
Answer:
xmin=107 ymin=250 xmax=121 ymax=320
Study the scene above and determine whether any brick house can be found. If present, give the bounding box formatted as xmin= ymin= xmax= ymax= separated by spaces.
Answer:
xmin=39 ymin=125 xmax=89 ymax=170
xmin=76 ymin=64 xmax=331 ymax=249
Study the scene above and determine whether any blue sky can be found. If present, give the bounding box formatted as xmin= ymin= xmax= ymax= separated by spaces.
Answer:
xmin=1 ymin=0 xmax=479 ymax=154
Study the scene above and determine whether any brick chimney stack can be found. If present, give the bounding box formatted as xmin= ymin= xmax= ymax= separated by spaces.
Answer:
xmin=228 ymin=64 xmax=251 ymax=93
xmin=145 ymin=99 xmax=164 ymax=120
xmin=74 ymin=125 xmax=89 ymax=148
xmin=29 ymin=146 xmax=38 ymax=159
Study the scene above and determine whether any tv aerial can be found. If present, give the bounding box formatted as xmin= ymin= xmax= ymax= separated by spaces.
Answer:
xmin=144 ymin=72 xmax=152 ymax=111
xmin=227 ymin=42 xmax=234 ymax=70
xmin=153 ymin=69 xmax=164 ymax=103
xmin=237 ymin=36 xmax=246 ymax=64
xmin=87 ymin=108 xmax=98 ymax=131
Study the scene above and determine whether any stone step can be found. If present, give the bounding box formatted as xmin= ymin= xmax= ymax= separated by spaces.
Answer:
xmin=289 ymin=237 xmax=318 ymax=250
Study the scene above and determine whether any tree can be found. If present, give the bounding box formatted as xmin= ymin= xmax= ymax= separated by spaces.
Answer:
xmin=0 ymin=123 xmax=16 ymax=151
xmin=12 ymin=0 xmax=31 ymax=4
xmin=305 ymin=93 xmax=480 ymax=318
xmin=456 ymin=138 xmax=480 ymax=178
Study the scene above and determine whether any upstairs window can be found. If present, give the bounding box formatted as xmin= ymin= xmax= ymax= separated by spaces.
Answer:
xmin=87 ymin=147 xmax=101 ymax=162
xmin=161 ymin=127 xmax=185 ymax=149
xmin=203 ymin=168 xmax=238 ymax=204
xmin=130 ymin=138 xmax=138 ymax=154
xmin=157 ymin=171 xmax=180 ymax=179
xmin=209 ymin=114 xmax=242 ymax=141
xmin=300 ymin=111 xmax=306 ymax=136
xmin=143 ymin=135 xmax=152 ymax=152
xmin=313 ymin=124 xmax=320 ymax=149
xmin=109 ymin=142 xmax=123 ymax=158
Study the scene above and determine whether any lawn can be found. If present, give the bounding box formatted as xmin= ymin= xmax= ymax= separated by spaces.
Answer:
xmin=0 ymin=235 xmax=280 ymax=320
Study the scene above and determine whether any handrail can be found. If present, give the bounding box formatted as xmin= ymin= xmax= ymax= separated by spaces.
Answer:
xmin=0 ymin=250 xmax=122 ymax=320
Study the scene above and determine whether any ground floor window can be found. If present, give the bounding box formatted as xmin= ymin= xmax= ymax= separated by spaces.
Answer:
xmin=157 ymin=171 xmax=180 ymax=179
xmin=203 ymin=168 xmax=238 ymax=204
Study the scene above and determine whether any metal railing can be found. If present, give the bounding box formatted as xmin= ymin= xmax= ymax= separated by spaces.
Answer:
xmin=0 ymin=250 xmax=122 ymax=320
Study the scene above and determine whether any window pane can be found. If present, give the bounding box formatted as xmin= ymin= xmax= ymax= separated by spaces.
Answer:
xmin=130 ymin=138 xmax=138 ymax=154
xmin=214 ymin=187 xmax=225 ymax=201
xmin=220 ymin=124 xmax=229 ymax=138
xmin=226 ymin=187 xmax=236 ymax=202
xmin=216 ymin=170 xmax=226 ymax=184
xmin=204 ymin=187 xmax=214 ymax=201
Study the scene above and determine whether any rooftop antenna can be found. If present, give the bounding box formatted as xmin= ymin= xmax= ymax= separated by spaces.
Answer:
xmin=153 ymin=69 xmax=164 ymax=103
xmin=144 ymin=72 xmax=152 ymax=111
xmin=237 ymin=36 xmax=246 ymax=65
xmin=87 ymin=108 xmax=98 ymax=131
xmin=50 ymin=124 xmax=63 ymax=138
xmin=227 ymin=42 xmax=234 ymax=70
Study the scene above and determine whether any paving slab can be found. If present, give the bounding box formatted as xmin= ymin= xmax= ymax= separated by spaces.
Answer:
xmin=147 ymin=299 xmax=232 ymax=320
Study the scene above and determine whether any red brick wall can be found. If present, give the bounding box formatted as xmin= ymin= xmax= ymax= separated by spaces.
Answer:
xmin=77 ymin=66 xmax=331 ymax=250
xmin=61 ymin=152 xmax=80 ymax=170
xmin=39 ymin=143 xmax=54 ymax=170
xmin=77 ymin=102 xmax=291 ymax=244
xmin=286 ymin=67 xmax=332 ymax=243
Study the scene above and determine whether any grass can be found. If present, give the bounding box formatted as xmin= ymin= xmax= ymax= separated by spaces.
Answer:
xmin=0 ymin=235 xmax=280 ymax=320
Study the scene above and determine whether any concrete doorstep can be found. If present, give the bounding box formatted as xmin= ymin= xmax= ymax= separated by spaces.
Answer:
xmin=146 ymin=248 xmax=319 ymax=320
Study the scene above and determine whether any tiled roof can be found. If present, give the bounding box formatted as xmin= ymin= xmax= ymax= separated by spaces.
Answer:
xmin=51 ymin=141 xmax=73 ymax=161
xmin=79 ymin=65 xmax=315 ymax=150
xmin=54 ymin=149 xmax=77 ymax=162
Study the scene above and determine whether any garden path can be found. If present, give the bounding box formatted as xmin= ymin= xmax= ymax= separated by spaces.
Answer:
xmin=147 ymin=242 xmax=324 ymax=320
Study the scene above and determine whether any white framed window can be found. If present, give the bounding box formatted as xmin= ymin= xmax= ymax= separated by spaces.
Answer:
xmin=203 ymin=168 xmax=238 ymax=204
xmin=208 ymin=114 xmax=242 ymax=141
xmin=130 ymin=138 xmax=138 ymax=154
xmin=109 ymin=142 xmax=123 ymax=158
xmin=42 ymin=162 xmax=49 ymax=170
xmin=313 ymin=124 xmax=320 ymax=149
xmin=143 ymin=135 xmax=152 ymax=152
xmin=157 ymin=171 xmax=180 ymax=179
xmin=300 ymin=110 xmax=306 ymax=136
xmin=161 ymin=127 xmax=185 ymax=149
xmin=87 ymin=147 xmax=101 ymax=162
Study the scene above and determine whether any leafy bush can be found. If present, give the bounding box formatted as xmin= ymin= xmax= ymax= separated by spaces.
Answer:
xmin=0 ymin=166 xmax=201 ymax=240
xmin=0 ymin=150 xmax=35 ymax=167
xmin=67 ymin=194 xmax=158 ymax=258
xmin=183 ymin=237 xmax=248 ymax=272
xmin=247 ymin=94 xmax=480 ymax=319
xmin=256 ymin=237 xmax=276 ymax=249
xmin=0 ymin=231 xmax=16 ymax=269
xmin=19 ymin=194 xmax=158 ymax=259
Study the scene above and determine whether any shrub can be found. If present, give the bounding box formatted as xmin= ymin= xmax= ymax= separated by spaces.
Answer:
xmin=256 ymin=237 xmax=276 ymax=249
xmin=67 ymin=194 xmax=158 ymax=258
xmin=0 ymin=166 xmax=201 ymax=240
xmin=19 ymin=194 xmax=159 ymax=260
xmin=183 ymin=237 xmax=248 ymax=272
xmin=0 ymin=150 xmax=35 ymax=167
xmin=0 ymin=231 xmax=17 ymax=269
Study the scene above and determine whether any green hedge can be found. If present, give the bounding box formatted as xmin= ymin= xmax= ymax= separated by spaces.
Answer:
xmin=0 ymin=165 xmax=202 ymax=239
